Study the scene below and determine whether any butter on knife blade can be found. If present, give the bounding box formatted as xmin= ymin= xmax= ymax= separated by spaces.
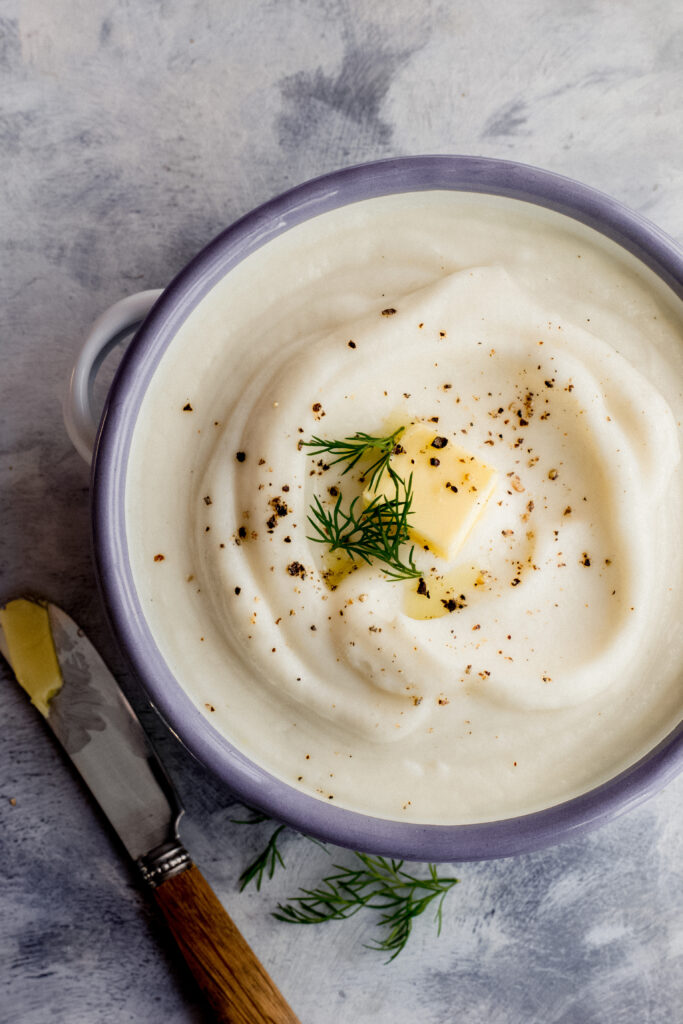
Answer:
xmin=0 ymin=598 xmax=63 ymax=715
xmin=0 ymin=596 xmax=301 ymax=1024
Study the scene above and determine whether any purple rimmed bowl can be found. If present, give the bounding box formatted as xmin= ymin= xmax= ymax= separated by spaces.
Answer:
xmin=88 ymin=155 xmax=683 ymax=861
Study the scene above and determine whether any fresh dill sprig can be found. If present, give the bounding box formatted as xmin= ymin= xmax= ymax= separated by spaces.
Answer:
xmin=274 ymin=853 xmax=459 ymax=962
xmin=236 ymin=817 xmax=325 ymax=892
xmin=307 ymin=473 xmax=420 ymax=581
xmin=302 ymin=427 xmax=405 ymax=493
xmin=238 ymin=824 xmax=287 ymax=891
xmin=231 ymin=807 xmax=459 ymax=961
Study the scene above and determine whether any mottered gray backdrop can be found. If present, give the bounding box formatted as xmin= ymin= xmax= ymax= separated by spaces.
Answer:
xmin=1 ymin=2 xmax=682 ymax=1022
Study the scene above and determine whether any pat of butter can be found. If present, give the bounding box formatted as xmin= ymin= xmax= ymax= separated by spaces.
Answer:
xmin=0 ymin=599 xmax=63 ymax=717
xmin=370 ymin=423 xmax=497 ymax=560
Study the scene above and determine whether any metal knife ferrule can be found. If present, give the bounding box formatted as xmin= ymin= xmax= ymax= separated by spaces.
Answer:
xmin=138 ymin=839 xmax=193 ymax=888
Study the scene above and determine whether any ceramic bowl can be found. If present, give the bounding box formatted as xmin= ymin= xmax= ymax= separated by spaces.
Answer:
xmin=71 ymin=156 xmax=683 ymax=860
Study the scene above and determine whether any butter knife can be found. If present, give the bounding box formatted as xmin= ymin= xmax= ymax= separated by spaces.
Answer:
xmin=0 ymin=597 xmax=300 ymax=1024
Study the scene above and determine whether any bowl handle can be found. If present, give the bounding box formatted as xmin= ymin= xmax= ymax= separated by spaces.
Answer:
xmin=64 ymin=289 xmax=163 ymax=464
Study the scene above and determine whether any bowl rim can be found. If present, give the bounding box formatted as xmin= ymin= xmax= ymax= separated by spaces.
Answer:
xmin=92 ymin=154 xmax=683 ymax=861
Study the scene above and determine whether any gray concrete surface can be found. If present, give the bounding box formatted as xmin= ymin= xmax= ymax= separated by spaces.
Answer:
xmin=1 ymin=2 xmax=682 ymax=1022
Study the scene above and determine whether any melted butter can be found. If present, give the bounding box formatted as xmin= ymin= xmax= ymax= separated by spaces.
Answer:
xmin=321 ymin=549 xmax=359 ymax=589
xmin=373 ymin=423 xmax=497 ymax=560
xmin=0 ymin=599 xmax=63 ymax=717
xmin=403 ymin=564 xmax=486 ymax=620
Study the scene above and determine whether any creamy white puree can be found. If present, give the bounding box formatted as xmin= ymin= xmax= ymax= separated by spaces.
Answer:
xmin=126 ymin=192 xmax=683 ymax=824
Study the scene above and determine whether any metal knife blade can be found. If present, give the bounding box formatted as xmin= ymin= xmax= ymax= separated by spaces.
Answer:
xmin=0 ymin=598 xmax=185 ymax=871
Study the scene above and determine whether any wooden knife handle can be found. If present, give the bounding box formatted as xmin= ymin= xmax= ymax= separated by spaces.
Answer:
xmin=153 ymin=864 xmax=301 ymax=1024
